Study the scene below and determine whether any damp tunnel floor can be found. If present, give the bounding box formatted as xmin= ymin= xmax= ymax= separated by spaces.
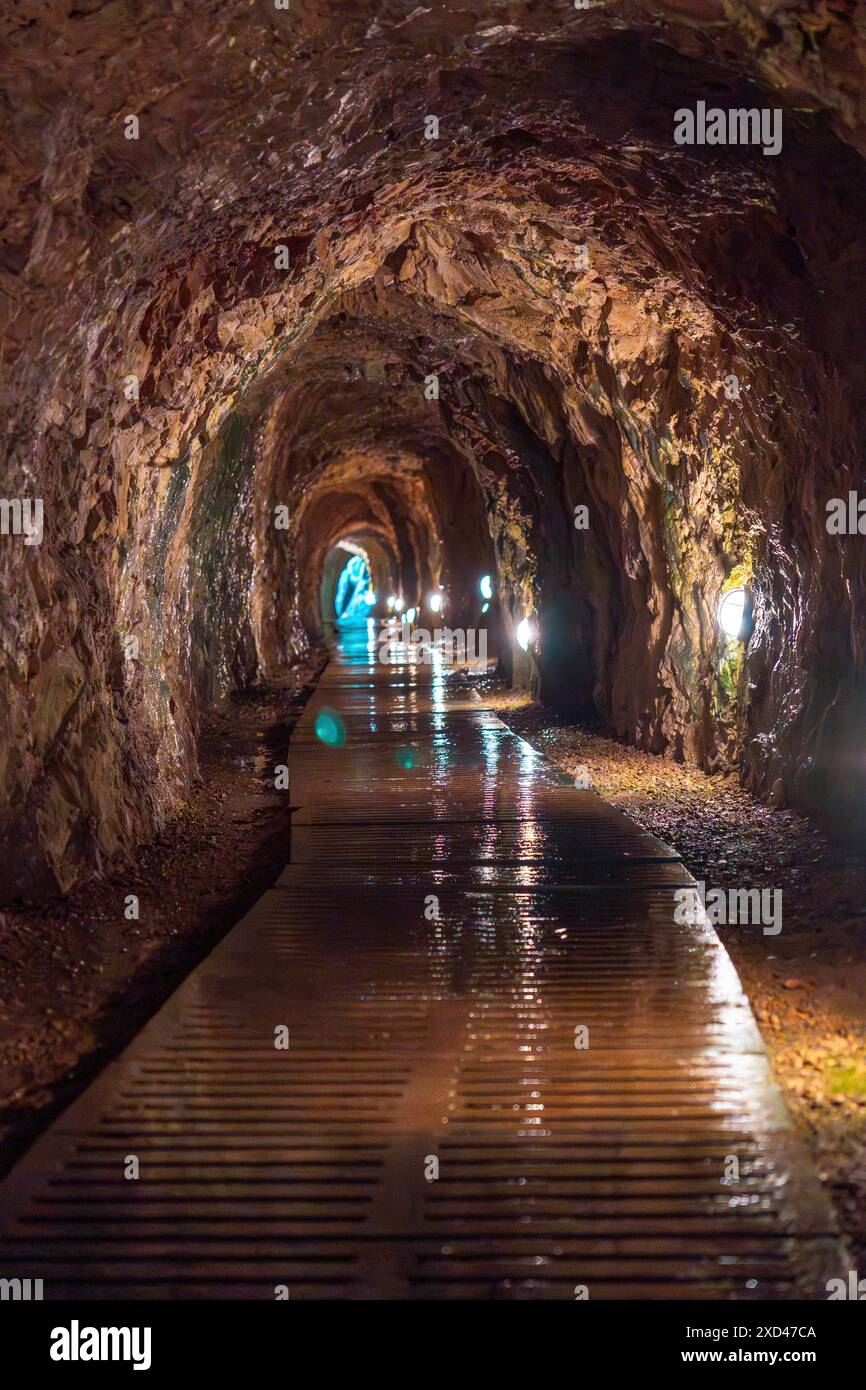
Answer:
xmin=0 ymin=627 xmax=844 ymax=1300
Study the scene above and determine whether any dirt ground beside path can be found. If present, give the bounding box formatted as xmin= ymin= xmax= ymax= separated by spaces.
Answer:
xmin=0 ymin=656 xmax=324 ymax=1180
xmin=492 ymin=686 xmax=866 ymax=1270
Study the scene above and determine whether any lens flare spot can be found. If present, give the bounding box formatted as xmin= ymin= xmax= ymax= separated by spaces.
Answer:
xmin=315 ymin=706 xmax=347 ymax=747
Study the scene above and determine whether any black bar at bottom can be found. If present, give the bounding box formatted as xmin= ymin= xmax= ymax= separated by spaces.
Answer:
xmin=0 ymin=1296 xmax=861 ymax=1378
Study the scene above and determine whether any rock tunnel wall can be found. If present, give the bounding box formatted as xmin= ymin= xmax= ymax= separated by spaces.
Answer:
xmin=2 ymin=3 xmax=866 ymax=898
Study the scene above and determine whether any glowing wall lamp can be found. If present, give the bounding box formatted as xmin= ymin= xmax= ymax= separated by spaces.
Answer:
xmin=716 ymin=586 xmax=753 ymax=642
xmin=480 ymin=574 xmax=493 ymax=601
xmin=387 ymin=595 xmax=397 ymax=611
xmin=515 ymin=616 xmax=535 ymax=652
xmin=429 ymin=591 xmax=443 ymax=614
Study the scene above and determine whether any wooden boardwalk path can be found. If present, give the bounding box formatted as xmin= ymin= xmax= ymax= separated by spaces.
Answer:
xmin=0 ymin=624 xmax=844 ymax=1298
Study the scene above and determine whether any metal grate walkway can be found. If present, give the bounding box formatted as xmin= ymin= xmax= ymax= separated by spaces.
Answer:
xmin=0 ymin=624 xmax=844 ymax=1298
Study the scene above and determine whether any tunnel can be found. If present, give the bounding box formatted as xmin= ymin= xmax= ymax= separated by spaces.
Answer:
xmin=1 ymin=0 xmax=865 ymax=1325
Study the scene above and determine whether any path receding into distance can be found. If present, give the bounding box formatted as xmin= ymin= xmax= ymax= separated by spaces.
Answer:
xmin=0 ymin=624 xmax=844 ymax=1298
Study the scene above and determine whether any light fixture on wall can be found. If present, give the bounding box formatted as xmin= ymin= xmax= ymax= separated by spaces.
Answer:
xmin=405 ymin=606 xmax=417 ymax=624
xmin=480 ymin=574 xmax=493 ymax=600
xmin=515 ymin=616 xmax=535 ymax=652
xmin=716 ymin=586 xmax=753 ymax=642
xmin=386 ymin=595 xmax=397 ymax=610
xmin=429 ymin=591 xmax=443 ymax=614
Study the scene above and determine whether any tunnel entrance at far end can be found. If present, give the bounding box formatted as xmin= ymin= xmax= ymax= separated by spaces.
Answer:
xmin=319 ymin=541 xmax=381 ymax=627
xmin=335 ymin=551 xmax=374 ymax=621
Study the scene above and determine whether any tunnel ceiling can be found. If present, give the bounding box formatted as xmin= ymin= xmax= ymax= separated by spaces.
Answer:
xmin=2 ymin=0 xmax=866 ymax=897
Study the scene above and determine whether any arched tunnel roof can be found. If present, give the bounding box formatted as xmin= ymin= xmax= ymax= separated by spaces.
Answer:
xmin=1 ymin=1 xmax=865 ymax=891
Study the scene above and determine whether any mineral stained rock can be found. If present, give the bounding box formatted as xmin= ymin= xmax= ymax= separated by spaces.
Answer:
xmin=1 ymin=2 xmax=865 ymax=898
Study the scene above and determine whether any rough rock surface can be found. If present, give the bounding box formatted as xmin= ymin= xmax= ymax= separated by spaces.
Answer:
xmin=1 ymin=2 xmax=866 ymax=897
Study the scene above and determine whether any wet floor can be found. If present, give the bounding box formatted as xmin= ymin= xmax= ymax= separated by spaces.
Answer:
xmin=0 ymin=623 xmax=845 ymax=1297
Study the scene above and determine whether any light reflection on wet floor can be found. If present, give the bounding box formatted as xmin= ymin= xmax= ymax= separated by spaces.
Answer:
xmin=0 ymin=619 xmax=844 ymax=1298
